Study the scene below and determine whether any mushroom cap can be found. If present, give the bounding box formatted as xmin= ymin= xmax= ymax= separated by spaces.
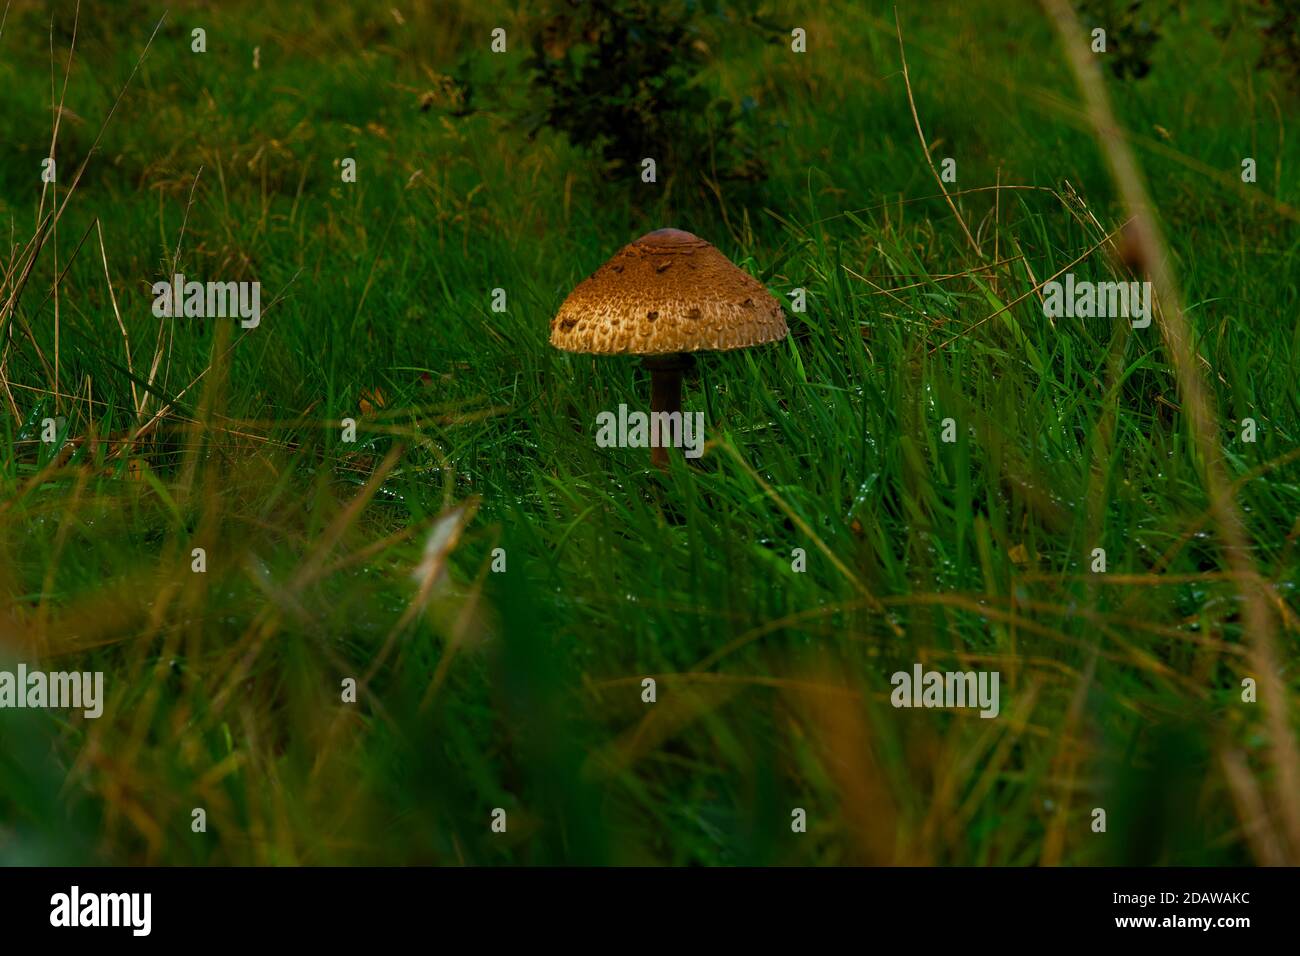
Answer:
xmin=549 ymin=228 xmax=789 ymax=355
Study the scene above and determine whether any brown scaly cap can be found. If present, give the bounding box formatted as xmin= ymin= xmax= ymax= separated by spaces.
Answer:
xmin=549 ymin=228 xmax=789 ymax=354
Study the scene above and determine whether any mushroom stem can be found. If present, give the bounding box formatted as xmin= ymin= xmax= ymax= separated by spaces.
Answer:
xmin=644 ymin=352 xmax=694 ymax=469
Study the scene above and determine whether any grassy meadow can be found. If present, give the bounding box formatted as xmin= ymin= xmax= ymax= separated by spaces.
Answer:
xmin=1 ymin=0 xmax=1298 ymax=865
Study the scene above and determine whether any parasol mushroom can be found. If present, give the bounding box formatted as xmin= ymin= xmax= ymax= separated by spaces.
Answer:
xmin=550 ymin=228 xmax=788 ymax=468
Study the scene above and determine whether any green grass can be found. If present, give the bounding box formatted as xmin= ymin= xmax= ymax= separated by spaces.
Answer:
xmin=1 ymin=0 xmax=1298 ymax=865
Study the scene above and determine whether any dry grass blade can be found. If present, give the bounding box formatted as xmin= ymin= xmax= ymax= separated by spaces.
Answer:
xmin=1042 ymin=0 xmax=1300 ymax=862
xmin=894 ymin=6 xmax=982 ymax=259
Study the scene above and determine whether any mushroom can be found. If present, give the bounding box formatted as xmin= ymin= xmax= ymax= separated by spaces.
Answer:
xmin=550 ymin=228 xmax=789 ymax=468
